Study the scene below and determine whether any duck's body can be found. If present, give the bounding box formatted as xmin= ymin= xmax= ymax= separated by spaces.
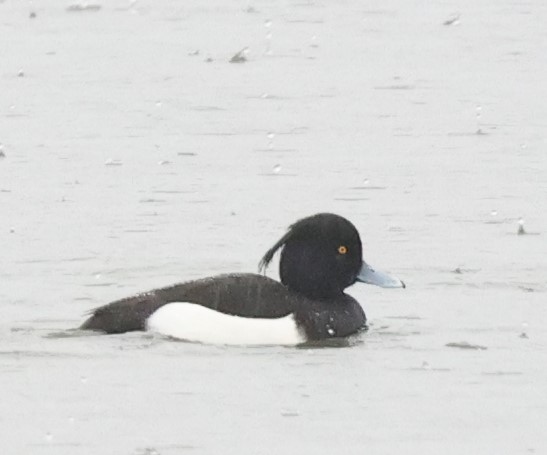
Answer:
xmin=81 ymin=273 xmax=366 ymax=342
xmin=81 ymin=213 xmax=404 ymax=345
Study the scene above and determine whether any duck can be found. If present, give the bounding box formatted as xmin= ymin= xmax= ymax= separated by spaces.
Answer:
xmin=80 ymin=213 xmax=404 ymax=345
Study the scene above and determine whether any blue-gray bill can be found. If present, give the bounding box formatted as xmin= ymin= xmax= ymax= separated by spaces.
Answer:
xmin=357 ymin=262 xmax=405 ymax=288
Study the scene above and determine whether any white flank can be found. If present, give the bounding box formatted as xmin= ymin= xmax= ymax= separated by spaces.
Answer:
xmin=146 ymin=302 xmax=305 ymax=346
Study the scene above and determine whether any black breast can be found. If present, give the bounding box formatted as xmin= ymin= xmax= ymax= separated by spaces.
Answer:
xmin=293 ymin=294 xmax=367 ymax=340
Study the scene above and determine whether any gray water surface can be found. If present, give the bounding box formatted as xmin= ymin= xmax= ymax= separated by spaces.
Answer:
xmin=1 ymin=0 xmax=547 ymax=453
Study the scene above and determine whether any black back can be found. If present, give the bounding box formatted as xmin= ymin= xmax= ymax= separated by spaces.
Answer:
xmin=81 ymin=274 xmax=293 ymax=333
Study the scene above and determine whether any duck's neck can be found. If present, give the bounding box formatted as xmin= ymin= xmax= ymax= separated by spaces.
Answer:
xmin=284 ymin=282 xmax=345 ymax=301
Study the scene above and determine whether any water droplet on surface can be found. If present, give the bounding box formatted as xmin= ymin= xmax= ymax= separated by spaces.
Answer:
xmin=229 ymin=47 xmax=249 ymax=63
xmin=155 ymin=101 xmax=162 ymax=107
xmin=475 ymin=105 xmax=483 ymax=134
xmin=66 ymin=3 xmax=102 ymax=12
xmin=363 ymin=178 xmax=369 ymax=185
xmin=260 ymin=92 xmax=269 ymax=99
xmin=264 ymin=22 xmax=273 ymax=55
xmin=517 ymin=218 xmax=526 ymax=235
xmin=104 ymin=159 xmax=123 ymax=166
xmin=310 ymin=35 xmax=319 ymax=48
xmin=136 ymin=448 xmax=160 ymax=455
xmin=490 ymin=209 xmax=497 ymax=216
xmin=273 ymin=164 xmax=281 ymax=174
xmin=45 ymin=432 xmax=53 ymax=442
xmin=443 ymin=14 xmax=460 ymax=26
xmin=267 ymin=132 xmax=275 ymax=149
xmin=18 ymin=69 xmax=25 ymax=77
xmin=80 ymin=376 xmax=88 ymax=384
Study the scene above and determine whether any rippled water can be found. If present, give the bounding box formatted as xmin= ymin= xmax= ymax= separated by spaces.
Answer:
xmin=1 ymin=0 xmax=547 ymax=453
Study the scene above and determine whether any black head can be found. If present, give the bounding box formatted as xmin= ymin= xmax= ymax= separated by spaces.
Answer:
xmin=259 ymin=213 xmax=363 ymax=299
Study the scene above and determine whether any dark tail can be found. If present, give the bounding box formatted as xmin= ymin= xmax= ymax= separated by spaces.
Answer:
xmin=80 ymin=291 xmax=166 ymax=334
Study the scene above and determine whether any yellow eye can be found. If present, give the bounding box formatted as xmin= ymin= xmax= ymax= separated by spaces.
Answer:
xmin=338 ymin=245 xmax=348 ymax=255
